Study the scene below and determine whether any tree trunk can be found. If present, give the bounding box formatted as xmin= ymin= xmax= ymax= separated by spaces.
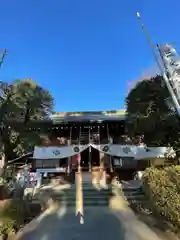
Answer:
xmin=0 ymin=149 xmax=8 ymax=200
xmin=0 ymin=151 xmax=6 ymax=177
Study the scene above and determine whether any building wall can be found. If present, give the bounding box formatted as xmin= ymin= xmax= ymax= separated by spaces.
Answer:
xmin=40 ymin=137 xmax=68 ymax=146
xmin=35 ymin=158 xmax=67 ymax=169
xmin=37 ymin=122 xmax=126 ymax=147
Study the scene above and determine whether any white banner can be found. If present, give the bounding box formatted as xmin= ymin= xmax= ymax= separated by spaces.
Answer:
xmin=91 ymin=144 xmax=137 ymax=157
xmin=33 ymin=145 xmax=89 ymax=159
xmin=33 ymin=144 xmax=170 ymax=160
xmin=91 ymin=144 xmax=168 ymax=159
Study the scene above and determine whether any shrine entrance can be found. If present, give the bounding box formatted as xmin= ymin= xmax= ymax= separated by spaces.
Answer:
xmin=80 ymin=146 xmax=100 ymax=171
xmin=80 ymin=148 xmax=89 ymax=171
xmin=91 ymin=147 xmax=100 ymax=167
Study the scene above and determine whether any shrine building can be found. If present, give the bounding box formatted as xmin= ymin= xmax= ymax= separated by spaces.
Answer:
xmin=9 ymin=110 xmax=172 ymax=185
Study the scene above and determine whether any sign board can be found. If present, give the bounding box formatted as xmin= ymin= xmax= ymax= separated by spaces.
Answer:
xmin=113 ymin=157 xmax=137 ymax=168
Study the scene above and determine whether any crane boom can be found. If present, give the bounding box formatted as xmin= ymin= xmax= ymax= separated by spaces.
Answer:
xmin=0 ymin=49 xmax=7 ymax=68
xmin=157 ymin=44 xmax=180 ymax=110
xmin=136 ymin=12 xmax=180 ymax=117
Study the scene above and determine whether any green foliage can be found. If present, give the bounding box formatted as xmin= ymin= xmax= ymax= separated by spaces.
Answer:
xmin=126 ymin=75 xmax=180 ymax=148
xmin=0 ymin=78 xmax=54 ymax=163
xmin=12 ymin=79 xmax=54 ymax=122
xmin=0 ymin=200 xmax=27 ymax=234
xmin=126 ymin=75 xmax=170 ymax=116
xmin=143 ymin=166 xmax=180 ymax=231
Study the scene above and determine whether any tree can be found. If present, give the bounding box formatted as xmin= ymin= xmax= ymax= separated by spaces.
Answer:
xmin=0 ymin=78 xmax=54 ymax=171
xmin=125 ymin=75 xmax=180 ymax=147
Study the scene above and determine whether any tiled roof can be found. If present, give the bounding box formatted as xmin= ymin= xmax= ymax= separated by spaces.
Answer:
xmin=51 ymin=109 xmax=126 ymax=122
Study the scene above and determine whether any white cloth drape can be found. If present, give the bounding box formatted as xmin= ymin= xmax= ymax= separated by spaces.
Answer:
xmin=33 ymin=144 xmax=170 ymax=160
xmin=33 ymin=145 xmax=89 ymax=159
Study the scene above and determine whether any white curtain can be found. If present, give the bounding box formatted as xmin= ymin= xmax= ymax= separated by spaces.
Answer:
xmin=33 ymin=145 xmax=90 ymax=159
xmin=33 ymin=144 xmax=168 ymax=160
xmin=91 ymin=144 xmax=167 ymax=159
xmin=91 ymin=144 xmax=137 ymax=157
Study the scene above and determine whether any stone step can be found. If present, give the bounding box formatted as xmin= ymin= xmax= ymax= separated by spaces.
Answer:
xmin=82 ymin=186 xmax=110 ymax=191
xmin=83 ymin=185 xmax=111 ymax=189
xmin=31 ymin=197 xmax=77 ymax=206
xmin=83 ymin=191 xmax=112 ymax=198
xmin=33 ymin=195 xmax=111 ymax=207
xmin=32 ymin=188 xmax=77 ymax=201
xmin=123 ymin=191 xmax=144 ymax=196
xmin=32 ymin=197 xmax=109 ymax=207
xmin=124 ymin=194 xmax=145 ymax=200
xmin=122 ymin=187 xmax=143 ymax=192
xmin=83 ymin=200 xmax=109 ymax=206
xmin=31 ymin=199 xmax=76 ymax=207
xmin=81 ymin=182 xmax=93 ymax=186
xmin=52 ymin=199 xmax=76 ymax=207
xmin=82 ymin=182 xmax=109 ymax=186
xmin=129 ymin=197 xmax=147 ymax=204
xmin=81 ymin=173 xmax=92 ymax=181
xmin=122 ymin=187 xmax=146 ymax=204
xmin=49 ymin=194 xmax=76 ymax=200
xmin=47 ymin=193 xmax=75 ymax=199
xmin=83 ymin=193 xmax=112 ymax=206
xmin=83 ymin=194 xmax=112 ymax=199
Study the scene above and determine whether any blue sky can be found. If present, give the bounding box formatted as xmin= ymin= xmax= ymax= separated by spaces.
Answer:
xmin=0 ymin=0 xmax=180 ymax=112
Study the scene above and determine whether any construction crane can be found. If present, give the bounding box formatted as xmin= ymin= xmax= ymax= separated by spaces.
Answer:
xmin=157 ymin=44 xmax=180 ymax=108
xmin=0 ymin=49 xmax=7 ymax=69
xmin=136 ymin=12 xmax=180 ymax=117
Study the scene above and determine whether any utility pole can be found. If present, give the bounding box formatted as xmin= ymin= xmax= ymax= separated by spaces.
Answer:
xmin=136 ymin=12 xmax=180 ymax=117
xmin=0 ymin=49 xmax=7 ymax=69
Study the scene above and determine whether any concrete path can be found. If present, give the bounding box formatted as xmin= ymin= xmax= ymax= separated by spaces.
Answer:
xmin=16 ymin=193 xmax=169 ymax=240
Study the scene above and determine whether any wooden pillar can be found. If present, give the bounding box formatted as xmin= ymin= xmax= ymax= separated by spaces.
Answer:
xmin=109 ymin=156 xmax=113 ymax=172
xmin=100 ymin=152 xmax=112 ymax=170
xmin=99 ymin=152 xmax=108 ymax=186
xmin=89 ymin=146 xmax=91 ymax=172
xmin=99 ymin=152 xmax=104 ymax=170
xmin=67 ymin=139 xmax=71 ymax=174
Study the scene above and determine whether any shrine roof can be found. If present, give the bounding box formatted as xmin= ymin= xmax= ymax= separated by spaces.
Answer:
xmin=51 ymin=109 xmax=126 ymax=123
xmin=7 ymin=110 xmax=127 ymax=128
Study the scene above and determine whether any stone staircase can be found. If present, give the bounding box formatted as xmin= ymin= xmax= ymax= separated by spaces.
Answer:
xmin=81 ymin=172 xmax=112 ymax=207
xmin=50 ymin=185 xmax=77 ymax=207
xmin=121 ymin=180 xmax=155 ymax=217
xmin=122 ymin=187 xmax=146 ymax=205
xmin=120 ymin=180 xmax=145 ymax=204
xmin=82 ymin=183 xmax=112 ymax=206
xmin=121 ymin=180 xmax=149 ymax=213
xmin=31 ymin=171 xmax=112 ymax=209
xmin=31 ymin=184 xmax=77 ymax=208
